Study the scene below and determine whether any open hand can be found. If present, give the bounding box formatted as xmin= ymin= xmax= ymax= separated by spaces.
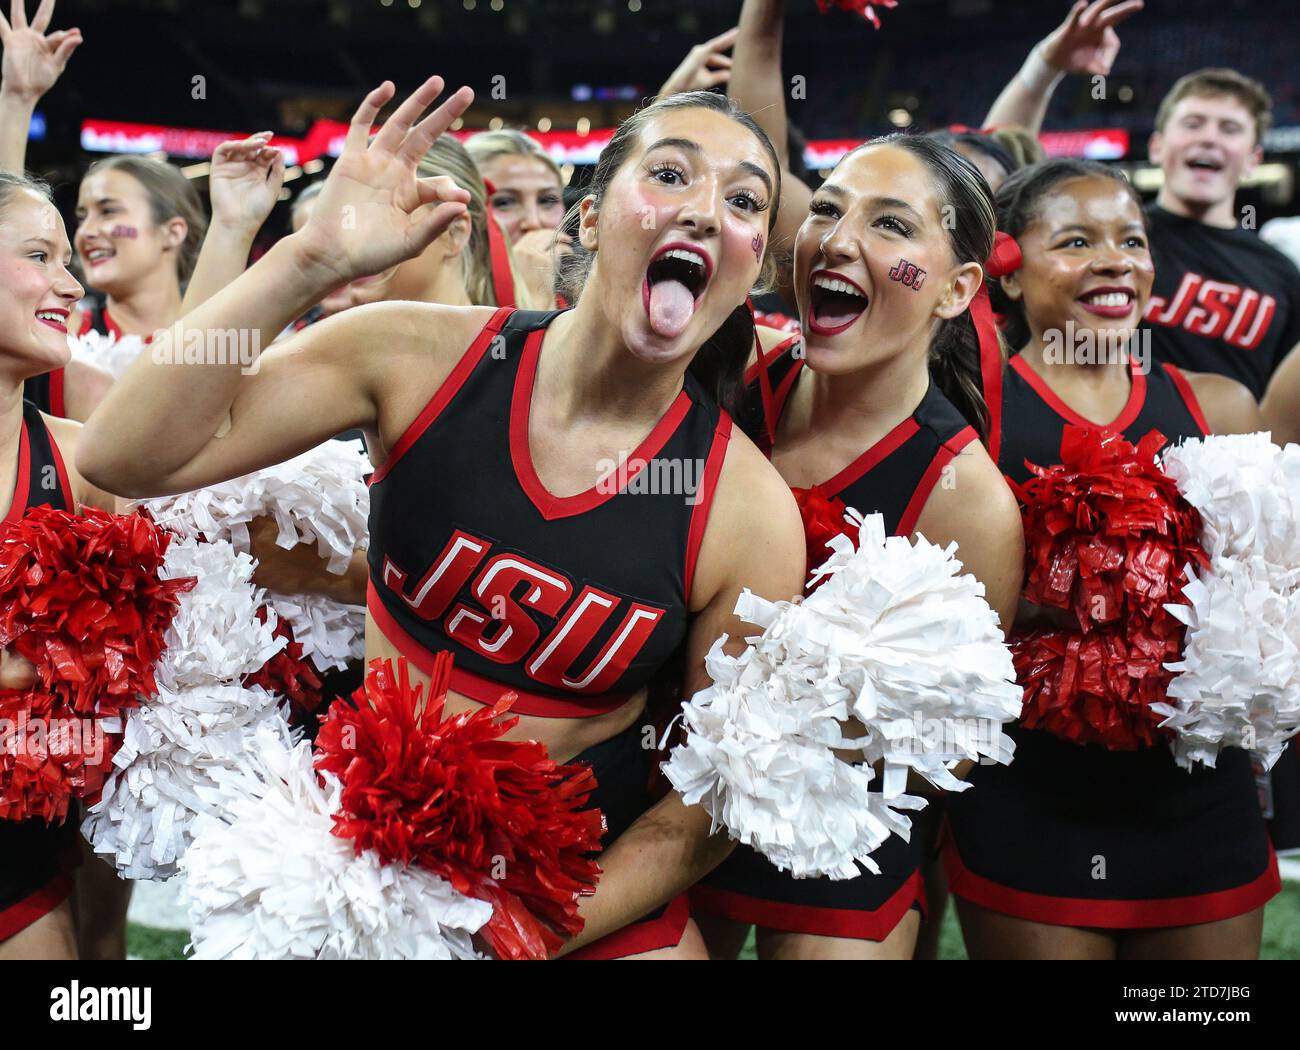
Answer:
xmin=0 ymin=0 xmax=81 ymax=103
xmin=658 ymin=27 xmax=738 ymax=97
xmin=1041 ymin=0 xmax=1143 ymax=77
xmin=208 ymin=132 xmax=285 ymax=237
xmin=294 ymin=76 xmax=475 ymax=287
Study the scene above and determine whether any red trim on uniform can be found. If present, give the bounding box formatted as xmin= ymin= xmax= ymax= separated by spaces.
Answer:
xmin=0 ymin=871 xmax=73 ymax=942
xmin=564 ymin=894 xmax=691 ymax=959
xmin=48 ymin=368 xmax=66 ymax=420
xmin=766 ymin=352 xmax=805 ymax=448
xmin=821 ymin=417 xmax=921 ymax=498
xmin=3 ymin=420 xmax=32 ymax=524
xmin=77 ymin=310 xmax=94 ymax=338
xmin=943 ymin=840 xmax=1281 ymax=929
xmin=369 ymin=307 xmax=513 ymax=486
xmin=102 ymin=307 xmax=123 ymax=341
xmin=511 ymin=326 xmax=692 ymax=521
xmin=367 ymin=580 xmax=631 ymax=718
xmin=46 ymin=427 xmax=75 ymax=512
xmin=744 ymin=333 xmax=801 ymax=386
xmin=683 ymin=413 xmax=733 ymax=602
xmin=1009 ymin=354 xmax=1147 ymax=433
xmin=895 ymin=425 xmax=978 ymax=538
xmin=689 ymin=870 xmax=925 ymax=941
xmin=485 ymin=212 xmax=516 ymax=308
xmin=1162 ymin=363 xmax=1212 ymax=435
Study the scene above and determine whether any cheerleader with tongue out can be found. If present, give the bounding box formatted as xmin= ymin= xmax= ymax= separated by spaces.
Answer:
xmin=691 ymin=135 xmax=1025 ymax=960
xmin=79 ymin=78 xmax=807 ymax=958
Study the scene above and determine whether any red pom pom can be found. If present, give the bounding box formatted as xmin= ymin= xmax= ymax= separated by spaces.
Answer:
xmin=0 ymin=506 xmax=192 ymax=821
xmin=1010 ymin=427 xmax=1208 ymax=750
xmin=241 ymin=607 xmax=324 ymax=716
xmin=792 ymin=485 xmax=851 ymax=581
xmin=816 ymin=0 xmax=898 ymax=28
xmin=0 ymin=690 xmax=121 ymax=822
xmin=314 ymin=653 xmax=604 ymax=961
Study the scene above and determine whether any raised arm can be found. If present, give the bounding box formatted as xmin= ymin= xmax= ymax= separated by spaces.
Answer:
xmin=556 ymin=435 xmax=806 ymax=955
xmin=730 ymin=0 xmax=787 ymax=168
xmin=77 ymin=76 xmax=475 ymax=498
xmin=180 ymin=132 xmax=285 ymax=313
xmin=729 ymin=0 xmax=811 ymax=305
xmin=983 ymin=0 xmax=1143 ymax=135
xmin=657 ymin=26 xmax=737 ymax=99
xmin=0 ymin=0 xmax=81 ymax=173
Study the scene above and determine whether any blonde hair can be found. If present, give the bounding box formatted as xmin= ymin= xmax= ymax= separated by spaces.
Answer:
xmin=464 ymin=128 xmax=563 ymax=188
xmin=416 ymin=136 xmax=543 ymax=308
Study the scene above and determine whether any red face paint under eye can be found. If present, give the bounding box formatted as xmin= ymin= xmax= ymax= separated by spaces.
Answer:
xmin=110 ymin=225 xmax=139 ymax=240
xmin=888 ymin=258 xmax=926 ymax=290
xmin=752 ymin=233 xmax=764 ymax=262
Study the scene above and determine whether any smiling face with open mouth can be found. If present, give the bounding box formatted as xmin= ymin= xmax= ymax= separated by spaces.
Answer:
xmin=0 ymin=190 xmax=84 ymax=376
xmin=1001 ymin=175 xmax=1154 ymax=352
xmin=75 ymin=168 xmax=183 ymax=299
xmin=794 ymin=144 xmax=975 ymax=375
xmin=1151 ymin=93 xmax=1262 ymax=219
xmin=581 ymin=106 xmax=775 ymax=363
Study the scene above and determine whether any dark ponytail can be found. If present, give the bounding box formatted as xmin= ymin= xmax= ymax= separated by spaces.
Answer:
xmin=930 ymin=309 xmax=993 ymax=440
xmin=989 ymin=158 xmax=1147 ymax=352
xmin=558 ymin=90 xmax=781 ymax=417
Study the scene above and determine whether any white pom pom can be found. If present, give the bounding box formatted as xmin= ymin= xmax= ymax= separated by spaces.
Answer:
xmin=809 ymin=511 xmax=1022 ymax=794
xmin=263 ymin=593 xmax=366 ymax=673
xmin=69 ymin=329 xmax=147 ymax=379
xmin=84 ymin=535 xmax=293 ymax=880
xmin=142 ymin=440 xmax=369 ymax=669
xmin=179 ymin=725 xmax=490 ymax=959
xmin=1155 ymin=558 xmax=1300 ymax=770
xmin=665 ymin=511 xmax=1019 ymax=879
xmin=155 ymin=536 xmax=286 ymax=688
xmin=142 ymin=440 xmax=370 ymax=574
xmin=1162 ymin=433 xmax=1300 ymax=565
xmin=1159 ymin=435 xmax=1300 ymax=769
xmin=82 ymin=684 xmax=293 ymax=880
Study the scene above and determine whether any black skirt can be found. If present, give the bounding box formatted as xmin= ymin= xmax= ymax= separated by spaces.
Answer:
xmin=944 ymin=727 xmax=1279 ymax=928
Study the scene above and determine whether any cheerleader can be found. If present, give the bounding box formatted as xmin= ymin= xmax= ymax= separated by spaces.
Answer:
xmin=691 ymin=136 xmax=1024 ymax=960
xmin=944 ymin=158 xmax=1275 ymax=960
xmin=0 ymin=170 xmax=123 ymax=960
xmin=78 ymin=78 xmax=807 ymax=958
xmin=0 ymin=1 xmax=113 ymax=420
xmin=464 ymin=130 xmax=569 ymax=308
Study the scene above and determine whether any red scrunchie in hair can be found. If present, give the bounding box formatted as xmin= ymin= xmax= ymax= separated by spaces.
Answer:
xmin=482 ymin=177 xmax=517 ymax=309
xmin=968 ymin=232 xmax=1022 ymax=463
xmin=985 ymin=231 xmax=1023 ymax=279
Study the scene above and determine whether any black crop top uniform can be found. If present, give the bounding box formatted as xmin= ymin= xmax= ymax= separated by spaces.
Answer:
xmin=693 ymin=335 xmax=980 ymax=942
xmin=366 ymin=308 xmax=733 ymax=958
xmin=943 ymin=353 xmax=1280 ymax=930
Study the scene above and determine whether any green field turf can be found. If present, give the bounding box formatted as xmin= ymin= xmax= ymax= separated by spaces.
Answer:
xmin=130 ymin=883 xmax=1300 ymax=960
